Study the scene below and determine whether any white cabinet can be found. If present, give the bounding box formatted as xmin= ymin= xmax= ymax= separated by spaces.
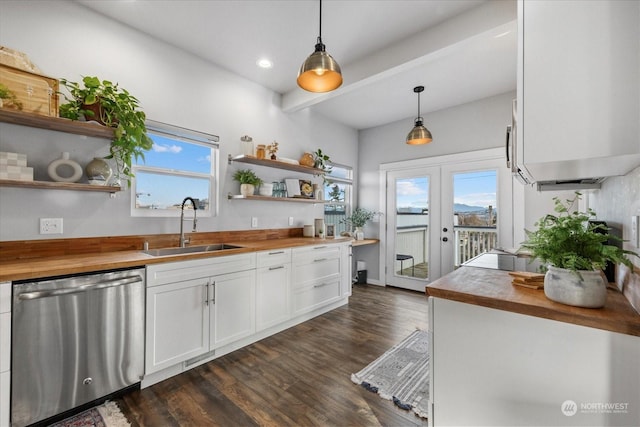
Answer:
xmin=145 ymin=253 xmax=256 ymax=375
xmin=0 ymin=281 xmax=10 ymax=427
xmin=256 ymin=249 xmax=292 ymax=331
xmin=339 ymin=242 xmax=352 ymax=297
xmin=428 ymin=297 xmax=640 ymax=427
xmin=146 ymin=277 xmax=210 ymax=374
xmin=517 ymin=0 xmax=640 ymax=182
xmin=292 ymin=244 xmax=342 ymax=315
xmin=210 ymin=269 xmax=256 ymax=348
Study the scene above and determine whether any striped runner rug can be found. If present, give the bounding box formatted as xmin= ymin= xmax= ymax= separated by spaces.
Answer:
xmin=351 ymin=329 xmax=429 ymax=418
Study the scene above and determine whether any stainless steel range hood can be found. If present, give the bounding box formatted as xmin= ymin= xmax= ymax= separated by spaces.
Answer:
xmin=535 ymin=177 xmax=605 ymax=192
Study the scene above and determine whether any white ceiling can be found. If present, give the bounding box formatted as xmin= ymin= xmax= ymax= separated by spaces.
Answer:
xmin=76 ymin=0 xmax=517 ymax=130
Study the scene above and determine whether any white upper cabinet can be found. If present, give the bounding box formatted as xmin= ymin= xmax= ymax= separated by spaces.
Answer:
xmin=517 ymin=0 xmax=640 ymax=182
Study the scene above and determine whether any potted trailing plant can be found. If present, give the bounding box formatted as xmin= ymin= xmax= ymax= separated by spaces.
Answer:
xmin=520 ymin=192 xmax=637 ymax=308
xmin=58 ymin=76 xmax=153 ymax=186
xmin=232 ymin=169 xmax=263 ymax=197
xmin=341 ymin=207 xmax=381 ymax=240
xmin=313 ymin=148 xmax=332 ymax=173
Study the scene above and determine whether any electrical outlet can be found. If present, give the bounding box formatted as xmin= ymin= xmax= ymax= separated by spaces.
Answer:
xmin=288 ymin=216 xmax=294 ymax=226
xmin=251 ymin=217 xmax=258 ymax=228
xmin=632 ymin=215 xmax=639 ymax=248
xmin=40 ymin=218 xmax=63 ymax=234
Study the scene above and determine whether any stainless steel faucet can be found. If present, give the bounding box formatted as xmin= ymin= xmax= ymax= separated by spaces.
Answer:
xmin=179 ymin=197 xmax=198 ymax=247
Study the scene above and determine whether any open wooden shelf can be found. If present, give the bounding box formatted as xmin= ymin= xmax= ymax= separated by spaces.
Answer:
xmin=228 ymin=154 xmax=325 ymax=175
xmin=0 ymin=108 xmax=114 ymax=139
xmin=227 ymin=193 xmax=327 ymax=204
xmin=0 ymin=179 xmax=122 ymax=193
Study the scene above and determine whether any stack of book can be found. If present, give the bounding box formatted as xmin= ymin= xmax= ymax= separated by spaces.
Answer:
xmin=508 ymin=271 xmax=545 ymax=289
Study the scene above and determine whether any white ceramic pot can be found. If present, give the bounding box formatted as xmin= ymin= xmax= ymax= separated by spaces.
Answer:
xmin=354 ymin=226 xmax=364 ymax=241
xmin=544 ymin=266 xmax=607 ymax=308
xmin=258 ymin=183 xmax=273 ymax=196
xmin=240 ymin=183 xmax=255 ymax=197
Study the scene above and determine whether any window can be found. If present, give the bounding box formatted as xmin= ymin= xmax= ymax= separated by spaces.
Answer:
xmin=323 ymin=162 xmax=353 ymax=236
xmin=131 ymin=120 xmax=219 ymax=217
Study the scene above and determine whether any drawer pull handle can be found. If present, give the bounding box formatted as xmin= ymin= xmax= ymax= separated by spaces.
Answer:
xmin=313 ymin=246 xmax=328 ymax=249
xmin=269 ymin=265 xmax=285 ymax=271
xmin=314 ymin=282 xmax=332 ymax=288
xmin=268 ymin=250 xmax=285 ymax=255
xmin=313 ymin=258 xmax=327 ymax=263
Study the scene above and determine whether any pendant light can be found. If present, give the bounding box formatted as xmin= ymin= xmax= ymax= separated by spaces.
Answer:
xmin=406 ymin=86 xmax=433 ymax=145
xmin=297 ymin=0 xmax=342 ymax=93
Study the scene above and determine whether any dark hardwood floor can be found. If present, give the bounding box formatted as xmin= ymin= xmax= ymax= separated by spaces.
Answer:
xmin=117 ymin=284 xmax=430 ymax=427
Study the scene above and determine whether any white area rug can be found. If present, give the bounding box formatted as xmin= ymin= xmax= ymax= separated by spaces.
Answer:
xmin=351 ymin=329 xmax=430 ymax=419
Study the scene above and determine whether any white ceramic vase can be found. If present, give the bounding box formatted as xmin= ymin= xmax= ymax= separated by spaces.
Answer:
xmin=354 ymin=226 xmax=364 ymax=241
xmin=240 ymin=183 xmax=255 ymax=197
xmin=544 ymin=266 xmax=607 ymax=308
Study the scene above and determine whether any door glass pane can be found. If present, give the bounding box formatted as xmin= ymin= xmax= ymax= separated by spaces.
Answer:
xmin=453 ymin=170 xmax=498 ymax=266
xmin=395 ymin=177 xmax=429 ymax=279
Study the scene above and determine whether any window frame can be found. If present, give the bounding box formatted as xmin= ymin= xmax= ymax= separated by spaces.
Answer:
xmin=324 ymin=161 xmax=353 ymax=236
xmin=130 ymin=120 xmax=220 ymax=217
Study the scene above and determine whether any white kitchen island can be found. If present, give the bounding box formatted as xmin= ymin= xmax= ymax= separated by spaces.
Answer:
xmin=427 ymin=266 xmax=640 ymax=427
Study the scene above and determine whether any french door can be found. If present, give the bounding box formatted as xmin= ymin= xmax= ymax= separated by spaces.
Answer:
xmin=385 ymin=167 xmax=440 ymax=292
xmin=383 ymin=150 xmax=512 ymax=291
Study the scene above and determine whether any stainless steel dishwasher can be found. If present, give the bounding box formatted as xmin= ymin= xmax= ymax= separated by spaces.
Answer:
xmin=11 ymin=267 xmax=145 ymax=427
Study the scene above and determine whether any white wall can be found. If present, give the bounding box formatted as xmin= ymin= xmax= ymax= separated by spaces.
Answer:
xmin=0 ymin=1 xmax=358 ymax=241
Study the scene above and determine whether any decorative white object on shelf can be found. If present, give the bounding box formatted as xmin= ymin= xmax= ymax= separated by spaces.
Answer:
xmin=85 ymin=157 xmax=113 ymax=186
xmin=47 ymin=152 xmax=82 ymax=183
xmin=314 ymin=218 xmax=325 ymax=237
xmin=258 ymin=183 xmax=273 ymax=196
xmin=240 ymin=183 xmax=255 ymax=197
xmin=303 ymin=224 xmax=315 ymax=237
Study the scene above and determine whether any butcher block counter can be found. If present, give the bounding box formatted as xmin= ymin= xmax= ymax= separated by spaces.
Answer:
xmin=426 ymin=265 xmax=640 ymax=337
xmin=0 ymin=229 xmax=352 ymax=282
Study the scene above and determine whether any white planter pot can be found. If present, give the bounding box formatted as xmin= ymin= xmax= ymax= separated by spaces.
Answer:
xmin=240 ymin=183 xmax=255 ymax=197
xmin=544 ymin=266 xmax=607 ymax=308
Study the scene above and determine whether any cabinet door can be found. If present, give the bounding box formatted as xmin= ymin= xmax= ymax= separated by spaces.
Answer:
xmin=518 ymin=0 xmax=640 ymax=178
xmin=145 ymin=278 xmax=209 ymax=374
xmin=256 ymin=263 xmax=291 ymax=331
xmin=340 ymin=243 xmax=352 ymax=297
xmin=211 ymin=270 xmax=256 ymax=349
xmin=0 ymin=371 xmax=8 ymax=427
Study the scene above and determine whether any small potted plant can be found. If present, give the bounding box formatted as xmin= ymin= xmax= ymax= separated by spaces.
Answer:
xmin=58 ymin=76 xmax=153 ymax=186
xmin=341 ymin=207 xmax=381 ymax=240
xmin=266 ymin=141 xmax=279 ymax=160
xmin=313 ymin=148 xmax=332 ymax=173
xmin=232 ymin=169 xmax=263 ymax=197
xmin=520 ymin=192 xmax=637 ymax=308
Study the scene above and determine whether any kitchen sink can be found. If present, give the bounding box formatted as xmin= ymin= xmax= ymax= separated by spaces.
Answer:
xmin=143 ymin=244 xmax=244 ymax=257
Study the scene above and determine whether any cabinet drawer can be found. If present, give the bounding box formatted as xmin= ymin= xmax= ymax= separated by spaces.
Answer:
xmin=292 ymin=258 xmax=340 ymax=288
xmin=257 ymin=248 xmax=291 ymax=268
xmin=147 ymin=253 xmax=256 ymax=287
xmin=292 ymin=245 xmax=340 ymax=265
xmin=0 ymin=282 xmax=10 ymax=314
xmin=292 ymin=277 xmax=341 ymax=315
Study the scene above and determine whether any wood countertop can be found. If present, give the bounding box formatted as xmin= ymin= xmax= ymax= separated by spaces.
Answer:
xmin=426 ymin=266 xmax=640 ymax=337
xmin=0 ymin=234 xmax=351 ymax=282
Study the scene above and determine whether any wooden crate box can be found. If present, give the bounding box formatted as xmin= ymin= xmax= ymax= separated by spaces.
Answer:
xmin=0 ymin=64 xmax=59 ymax=117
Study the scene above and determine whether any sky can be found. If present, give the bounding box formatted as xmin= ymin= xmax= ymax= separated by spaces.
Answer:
xmin=396 ymin=170 xmax=497 ymax=210
xmin=134 ymin=133 xmax=212 ymax=209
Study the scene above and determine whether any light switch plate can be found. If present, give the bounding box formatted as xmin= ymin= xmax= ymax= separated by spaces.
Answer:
xmin=631 ymin=215 xmax=639 ymax=248
xmin=251 ymin=217 xmax=258 ymax=228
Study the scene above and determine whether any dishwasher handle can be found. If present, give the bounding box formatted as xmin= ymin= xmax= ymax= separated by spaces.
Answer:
xmin=17 ymin=275 xmax=143 ymax=300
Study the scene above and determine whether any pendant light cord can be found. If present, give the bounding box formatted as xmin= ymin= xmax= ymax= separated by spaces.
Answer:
xmin=318 ymin=0 xmax=323 ymax=42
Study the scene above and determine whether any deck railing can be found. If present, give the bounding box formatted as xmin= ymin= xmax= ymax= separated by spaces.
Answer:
xmin=454 ymin=226 xmax=498 ymax=266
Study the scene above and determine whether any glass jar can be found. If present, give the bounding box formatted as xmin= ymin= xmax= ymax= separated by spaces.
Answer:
xmin=256 ymin=144 xmax=266 ymax=159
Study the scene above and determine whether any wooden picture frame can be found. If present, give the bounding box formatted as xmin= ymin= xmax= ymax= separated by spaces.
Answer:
xmin=325 ymin=224 xmax=336 ymax=239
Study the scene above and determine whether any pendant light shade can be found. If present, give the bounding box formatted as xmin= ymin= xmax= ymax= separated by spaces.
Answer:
xmin=406 ymin=86 xmax=433 ymax=145
xmin=297 ymin=0 xmax=342 ymax=93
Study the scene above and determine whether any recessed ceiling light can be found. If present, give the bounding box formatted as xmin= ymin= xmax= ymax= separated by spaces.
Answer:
xmin=256 ymin=58 xmax=273 ymax=69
